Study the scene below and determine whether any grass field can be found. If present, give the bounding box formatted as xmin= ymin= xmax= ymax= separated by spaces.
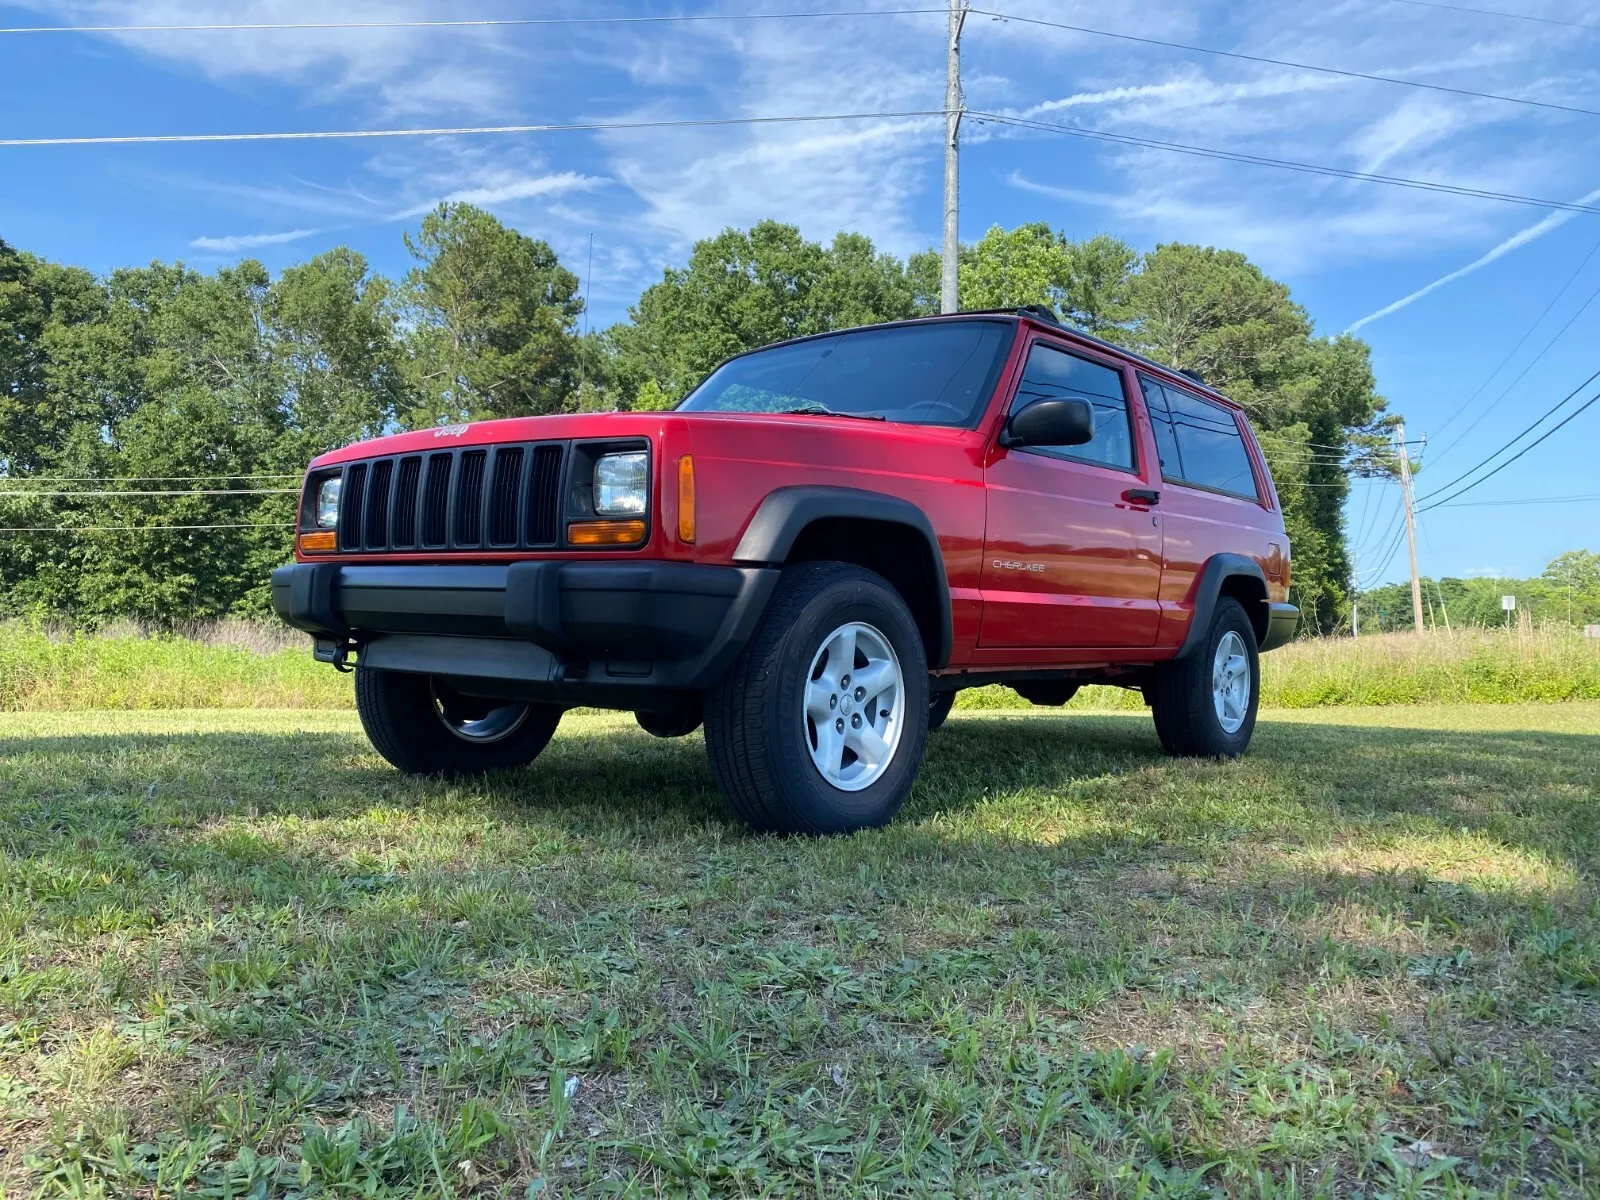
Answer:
xmin=2 ymin=704 xmax=1596 ymax=1196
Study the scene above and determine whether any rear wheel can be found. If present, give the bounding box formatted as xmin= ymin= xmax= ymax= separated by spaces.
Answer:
xmin=1147 ymin=597 xmax=1259 ymax=757
xmin=355 ymin=668 xmax=563 ymax=775
xmin=704 ymin=562 xmax=929 ymax=835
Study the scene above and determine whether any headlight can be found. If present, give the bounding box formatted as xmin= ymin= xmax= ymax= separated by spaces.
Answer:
xmin=314 ymin=476 xmax=342 ymax=528
xmin=593 ymin=452 xmax=648 ymax=516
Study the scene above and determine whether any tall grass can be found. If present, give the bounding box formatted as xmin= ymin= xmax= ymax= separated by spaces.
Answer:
xmin=965 ymin=626 xmax=1600 ymax=711
xmin=3 ymin=620 xmax=1597 ymax=712
xmin=0 ymin=621 xmax=350 ymax=711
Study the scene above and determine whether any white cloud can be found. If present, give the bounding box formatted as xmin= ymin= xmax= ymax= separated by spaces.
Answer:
xmin=1347 ymin=184 xmax=1600 ymax=332
xmin=392 ymin=171 xmax=609 ymax=220
xmin=189 ymin=227 xmax=321 ymax=251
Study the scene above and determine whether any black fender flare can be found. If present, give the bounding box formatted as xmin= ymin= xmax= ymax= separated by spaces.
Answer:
xmin=1174 ymin=553 xmax=1269 ymax=659
xmin=732 ymin=485 xmax=954 ymax=669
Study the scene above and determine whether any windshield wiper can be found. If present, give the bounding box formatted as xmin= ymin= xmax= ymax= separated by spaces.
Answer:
xmin=777 ymin=403 xmax=886 ymax=421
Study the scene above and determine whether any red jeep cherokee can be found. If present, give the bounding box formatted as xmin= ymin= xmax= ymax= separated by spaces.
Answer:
xmin=273 ymin=308 xmax=1296 ymax=834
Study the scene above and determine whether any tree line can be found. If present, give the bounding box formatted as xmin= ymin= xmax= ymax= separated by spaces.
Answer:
xmin=1360 ymin=551 xmax=1600 ymax=631
xmin=1 ymin=206 xmax=1394 ymax=628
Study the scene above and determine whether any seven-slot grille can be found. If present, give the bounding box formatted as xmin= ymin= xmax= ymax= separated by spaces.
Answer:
xmin=334 ymin=442 xmax=567 ymax=552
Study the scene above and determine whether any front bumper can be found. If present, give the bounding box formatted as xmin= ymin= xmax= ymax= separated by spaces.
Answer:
xmin=271 ymin=560 xmax=778 ymax=704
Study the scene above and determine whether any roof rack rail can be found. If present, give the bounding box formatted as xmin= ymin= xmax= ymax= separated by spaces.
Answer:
xmin=1013 ymin=304 xmax=1062 ymax=326
xmin=1178 ymin=368 xmax=1207 ymax=385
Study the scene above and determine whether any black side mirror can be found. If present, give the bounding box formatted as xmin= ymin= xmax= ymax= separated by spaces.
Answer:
xmin=1001 ymin=397 xmax=1096 ymax=449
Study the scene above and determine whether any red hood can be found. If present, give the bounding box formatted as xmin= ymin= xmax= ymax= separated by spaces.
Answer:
xmin=308 ymin=411 xmax=677 ymax=469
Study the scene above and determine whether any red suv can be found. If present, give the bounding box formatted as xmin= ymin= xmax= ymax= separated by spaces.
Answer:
xmin=273 ymin=308 xmax=1296 ymax=833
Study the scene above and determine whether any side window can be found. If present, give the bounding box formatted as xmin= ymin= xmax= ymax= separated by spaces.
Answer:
xmin=1010 ymin=342 xmax=1135 ymax=471
xmin=1163 ymin=385 xmax=1260 ymax=500
xmin=1138 ymin=375 xmax=1184 ymax=480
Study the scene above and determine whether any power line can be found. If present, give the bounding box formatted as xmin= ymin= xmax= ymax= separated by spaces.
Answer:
xmin=0 ymin=109 xmax=945 ymax=149
xmin=0 ymin=472 xmax=302 ymax=482
xmin=1385 ymin=0 xmax=1600 ymax=31
xmin=1428 ymin=234 xmax=1600 ymax=452
xmin=0 ymin=523 xmax=295 ymax=533
xmin=0 ymin=8 xmax=943 ymax=35
xmin=1428 ymin=268 xmax=1600 ymax=462
xmin=1418 ymin=385 xmax=1600 ymax=511
xmin=973 ymin=7 xmax=1600 ymax=122
xmin=1417 ymin=365 xmax=1600 ymax=502
xmin=1438 ymin=491 xmax=1600 ymax=506
xmin=972 ymin=111 xmax=1600 ymax=218
xmin=0 ymin=488 xmax=296 ymax=498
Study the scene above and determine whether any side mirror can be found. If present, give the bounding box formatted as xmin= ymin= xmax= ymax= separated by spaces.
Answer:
xmin=1001 ymin=397 xmax=1096 ymax=449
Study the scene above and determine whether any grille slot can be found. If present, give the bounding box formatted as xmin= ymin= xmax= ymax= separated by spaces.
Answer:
xmin=527 ymin=444 xmax=564 ymax=546
xmin=454 ymin=450 xmax=487 ymax=545
xmin=488 ymin=448 xmax=524 ymax=546
xmin=421 ymin=453 xmax=452 ymax=547
xmin=339 ymin=463 xmax=367 ymax=551
xmin=328 ymin=441 xmax=570 ymax=554
xmin=364 ymin=459 xmax=393 ymax=549
xmin=392 ymin=456 xmax=421 ymax=548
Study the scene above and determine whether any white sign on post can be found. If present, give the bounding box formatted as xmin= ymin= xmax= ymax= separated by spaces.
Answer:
xmin=1586 ymin=625 xmax=1600 ymax=640
xmin=1501 ymin=595 xmax=1516 ymax=612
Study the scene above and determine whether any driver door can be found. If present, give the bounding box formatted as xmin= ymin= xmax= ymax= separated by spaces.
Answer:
xmin=979 ymin=337 xmax=1164 ymax=649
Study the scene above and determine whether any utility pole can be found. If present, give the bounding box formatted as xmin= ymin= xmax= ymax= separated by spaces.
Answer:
xmin=1351 ymin=556 xmax=1359 ymax=638
xmin=941 ymin=0 xmax=967 ymax=315
xmin=1396 ymin=422 xmax=1425 ymax=635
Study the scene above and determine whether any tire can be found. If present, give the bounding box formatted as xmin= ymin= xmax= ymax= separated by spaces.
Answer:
xmin=927 ymin=689 xmax=956 ymax=732
xmin=1013 ymin=681 xmax=1080 ymax=707
xmin=636 ymin=702 xmax=704 ymax=738
xmin=354 ymin=668 xmax=563 ymax=775
xmin=704 ymin=561 xmax=930 ymax=835
xmin=1147 ymin=597 xmax=1260 ymax=758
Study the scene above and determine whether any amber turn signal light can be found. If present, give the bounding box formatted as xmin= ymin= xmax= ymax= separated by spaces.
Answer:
xmin=677 ymin=455 xmax=696 ymax=544
xmin=567 ymin=519 xmax=646 ymax=546
xmin=298 ymin=530 xmax=337 ymax=553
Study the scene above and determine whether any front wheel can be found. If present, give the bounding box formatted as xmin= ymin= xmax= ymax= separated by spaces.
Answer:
xmin=704 ymin=562 xmax=929 ymax=835
xmin=1147 ymin=597 xmax=1260 ymax=758
xmin=355 ymin=669 xmax=563 ymax=775
xmin=927 ymin=689 xmax=956 ymax=732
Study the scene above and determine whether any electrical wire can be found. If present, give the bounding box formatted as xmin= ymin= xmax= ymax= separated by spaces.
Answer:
xmin=0 ymin=523 xmax=294 ymax=533
xmin=1418 ymin=385 xmax=1600 ymax=511
xmin=0 ymin=8 xmax=944 ymax=34
xmin=0 ymin=472 xmax=302 ymax=483
xmin=1417 ymin=365 xmax=1600 ymax=502
xmin=1385 ymin=0 xmax=1599 ymax=31
xmin=0 ymin=488 xmax=296 ymax=498
xmin=973 ymin=8 xmax=1600 ymax=122
xmin=1428 ymin=270 xmax=1600 ymax=462
xmin=1438 ymin=491 xmax=1600 ymax=506
xmin=0 ymin=109 xmax=946 ymax=149
xmin=970 ymin=111 xmax=1600 ymax=218
xmin=1427 ymin=234 xmax=1600 ymax=452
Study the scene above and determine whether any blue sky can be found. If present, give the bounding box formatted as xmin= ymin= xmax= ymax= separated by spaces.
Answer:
xmin=2 ymin=0 xmax=1598 ymax=586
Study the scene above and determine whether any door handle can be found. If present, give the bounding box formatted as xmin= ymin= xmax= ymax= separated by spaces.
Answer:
xmin=1122 ymin=488 xmax=1160 ymax=506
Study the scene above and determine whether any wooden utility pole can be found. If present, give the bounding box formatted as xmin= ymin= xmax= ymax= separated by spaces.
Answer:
xmin=941 ymin=0 xmax=967 ymax=314
xmin=1396 ymin=423 xmax=1425 ymax=634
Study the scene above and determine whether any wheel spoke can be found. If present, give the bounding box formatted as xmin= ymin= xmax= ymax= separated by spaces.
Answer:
xmin=850 ymin=660 xmax=897 ymax=704
xmin=812 ymin=720 xmax=847 ymax=782
xmin=805 ymin=678 xmax=837 ymax=721
xmin=845 ymin=720 xmax=891 ymax=768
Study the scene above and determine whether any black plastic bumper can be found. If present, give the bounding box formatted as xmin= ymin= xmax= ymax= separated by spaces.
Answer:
xmin=1260 ymin=602 xmax=1299 ymax=652
xmin=271 ymin=560 xmax=779 ymax=704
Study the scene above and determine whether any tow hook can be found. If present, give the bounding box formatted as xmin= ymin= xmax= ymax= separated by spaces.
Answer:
xmin=313 ymin=637 xmax=359 ymax=672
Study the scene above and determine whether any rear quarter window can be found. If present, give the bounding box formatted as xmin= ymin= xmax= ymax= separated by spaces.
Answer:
xmin=1139 ymin=375 xmax=1260 ymax=502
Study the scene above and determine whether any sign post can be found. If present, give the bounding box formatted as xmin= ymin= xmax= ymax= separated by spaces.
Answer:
xmin=1502 ymin=594 xmax=1516 ymax=629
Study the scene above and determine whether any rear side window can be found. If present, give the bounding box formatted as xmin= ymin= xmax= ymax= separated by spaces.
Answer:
xmin=1010 ymin=342 xmax=1136 ymax=471
xmin=1138 ymin=374 xmax=1260 ymax=501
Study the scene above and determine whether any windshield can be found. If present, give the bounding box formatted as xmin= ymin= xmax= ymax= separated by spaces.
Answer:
xmin=676 ymin=320 xmax=1014 ymax=427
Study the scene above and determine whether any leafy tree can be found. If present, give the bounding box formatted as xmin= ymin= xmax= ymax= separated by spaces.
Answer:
xmin=402 ymin=203 xmax=582 ymax=426
xmin=607 ymin=221 xmax=919 ymax=406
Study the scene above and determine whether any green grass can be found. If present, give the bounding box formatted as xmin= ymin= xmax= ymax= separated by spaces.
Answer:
xmin=2 ymin=704 xmax=1597 ymax=1196
xmin=8 ymin=622 xmax=1598 ymax=713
